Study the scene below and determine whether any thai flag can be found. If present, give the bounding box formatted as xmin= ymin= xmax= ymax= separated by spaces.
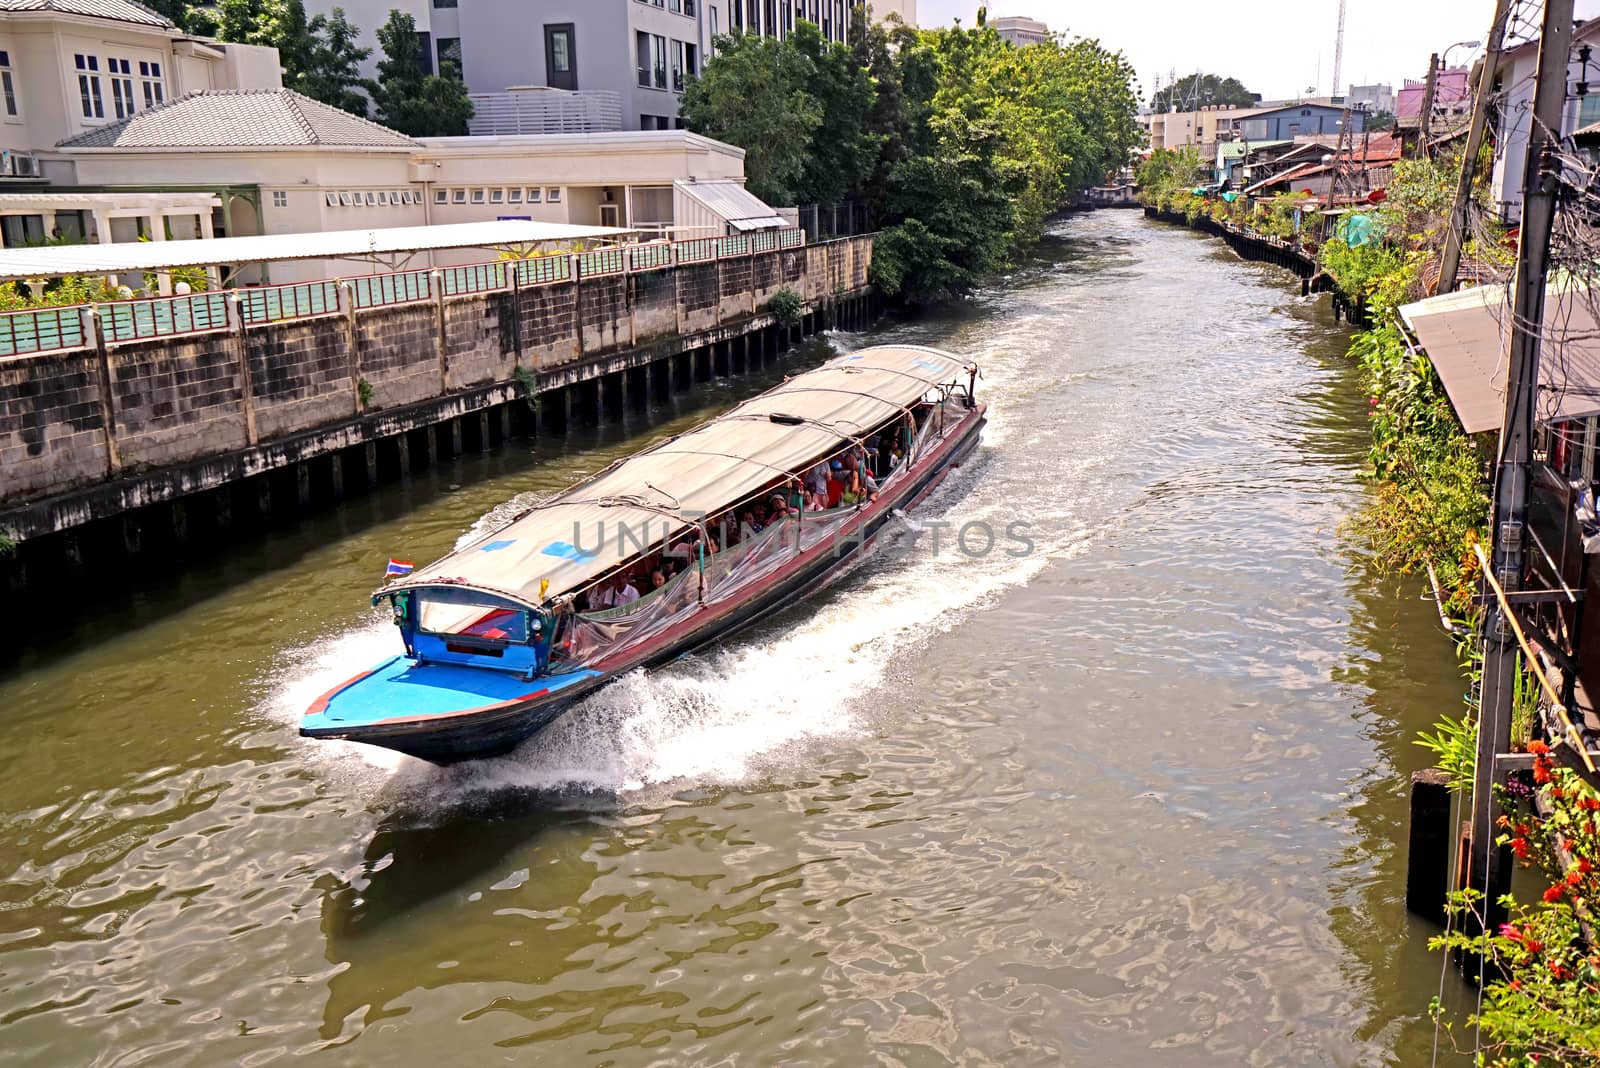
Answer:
xmin=385 ymin=559 xmax=414 ymax=578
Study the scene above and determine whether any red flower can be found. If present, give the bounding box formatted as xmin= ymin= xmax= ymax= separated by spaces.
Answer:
xmin=1529 ymin=740 xmax=1551 ymax=755
xmin=1545 ymin=884 xmax=1566 ymax=903
xmin=1513 ymin=837 xmax=1531 ymax=859
xmin=1581 ymin=797 xmax=1600 ymax=812
xmin=1579 ymin=858 xmax=1594 ymax=875
xmin=1534 ymin=763 xmax=1553 ymax=784
xmin=1551 ymin=962 xmax=1571 ymax=981
xmin=1509 ymin=979 xmax=1523 ymax=991
xmin=1516 ymin=823 xmax=1532 ymax=836
xmin=1568 ymin=869 xmax=1585 ymax=887
xmin=1527 ymin=939 xmax=1545 ymax=954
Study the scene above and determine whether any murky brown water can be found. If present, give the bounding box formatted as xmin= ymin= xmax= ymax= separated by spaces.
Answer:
xmin=0 ymin=212 xmax=1474 ymax=1066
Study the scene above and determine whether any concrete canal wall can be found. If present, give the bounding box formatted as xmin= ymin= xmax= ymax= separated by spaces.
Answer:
xmin=1141 ymin=206 xmax=1332 ymax=295
xmin=0 ymin=235 xmax=877 ymax=596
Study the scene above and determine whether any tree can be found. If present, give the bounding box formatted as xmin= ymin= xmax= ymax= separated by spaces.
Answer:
xmin=373 ymin=11 xmax=472 ymax=137
xmin=786 ymin=20 xmax=877 ymax=205
xmin=294 ymin=8 xmax=377 ymax=116
xmin=1152 ymin=72 xmax=1257 ymax=113
xmin=679 ymin=30 xmax=821 ymax=205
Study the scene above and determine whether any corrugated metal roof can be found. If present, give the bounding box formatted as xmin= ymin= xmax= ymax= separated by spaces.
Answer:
xmin=0 ymin=0 xmax=172 ymax=26
xmin=1399 ymin=280 xmax=1600 ymax=434
xmin=674 ymin=179 xmax=786 ymax=230
xmin=0 ymin=220 xmax=632 ymax=281
xmin=58 ymin=90 xmax=417 ymax=150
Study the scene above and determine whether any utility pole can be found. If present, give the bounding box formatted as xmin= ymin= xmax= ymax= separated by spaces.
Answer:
xmin=1471 ymin=0 xmax=1574 ymax=935
xmin=1418 ymin=53 xmax=1440 ymax=156
xmin=1332 ymin=0 xmax=1347 ymax=100
xmin=1438 ymin=0 xmax=1513 ymax=295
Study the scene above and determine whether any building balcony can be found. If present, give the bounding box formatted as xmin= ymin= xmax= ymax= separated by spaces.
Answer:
xmin=466 ymin=88 xmax=623 ymax=136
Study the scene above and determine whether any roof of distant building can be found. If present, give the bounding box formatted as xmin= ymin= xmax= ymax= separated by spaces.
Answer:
xmin=58 ymin=90 xmax=417 ymax=150
xmin=0 ymin=0 xmax=172 ymax=26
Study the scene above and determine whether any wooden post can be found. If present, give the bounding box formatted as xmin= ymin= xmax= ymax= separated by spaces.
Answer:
xmin=1418 ymin=54 xmax=1439 ymax=157
xmin=339 ymin=281 xmax=361 ymax=416
xmin=84 ymin=306 xmax=120 ymax=476
xmin=1438 ymin=0 xmax=1512 ymax=295
xmin=228 ymin=294 xmax=258 ymax=447
xmin=432 ymin=270 xmax=448 ymax=392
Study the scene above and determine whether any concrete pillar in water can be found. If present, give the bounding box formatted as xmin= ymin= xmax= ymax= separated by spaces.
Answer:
xmin=449 ymin=417 xmax=464 ymax=459
xmin=170 ymin=498 xmax=189 ymax=548
xmin=364 ymin=442 xmax=379 ymax=488
xmin=213 ymin=485 xmax=233 ymax=533
xmin=256 ymin=476 xmax=274 ymax=519
xmin=478 ymin=410 xmax=493 ymax=453
xmin=1406 ymin=769 xmax=1453 ymax=925
xmin=395 ymin=434 xmax=411 ymax=478
xmin=122 ymin=513 xmax=142 ymax=557
xmin=296 ymin=462 xmax=312 ymax=509
xmin=419 ymin=427 xmax=437 ymax=469
xmin=498 ymin=403 xmax=512 ymax=445
xmin=330 ymin=450 xmax=346 ymax=501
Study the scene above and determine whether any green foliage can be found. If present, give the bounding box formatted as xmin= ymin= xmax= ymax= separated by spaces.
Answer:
xmin=373 ymin=11 xmax=472 ymax=136
xmin=1151 ymin=72 xmax=1257 ymax=112
xmin=1432 ymin=760 xmax=1600 ymax=1065
xmin=357 ymin=376 xmax=373 ymax=409
xmin=295 ymin=8 xmax=376 ymax=116
xmin=0 ymin=530 xmax=14 ymax=557
xmin=680 ymin=31 xmax=822 ymax=205
xmin=510 ymin=364 xmax=537 ymax=413
xmin=1413 ymin=713 xmax=1475 ymax=790
xmin=213 ymin=0 xmax=375 ymax=116
xmin=767 ymin=287 xmax=804 ymax=326
xmin=0 ymin=275 xmax=122 ymax=312
xmin=1135 ymin=146 xmax=1207 ymax=205
xmin=687 ymin=8 xmax=1140 ymax=304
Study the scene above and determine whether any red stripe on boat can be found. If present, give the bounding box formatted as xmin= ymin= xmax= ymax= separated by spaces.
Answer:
xmin=305 ymin=667 xmax=382 ymax=717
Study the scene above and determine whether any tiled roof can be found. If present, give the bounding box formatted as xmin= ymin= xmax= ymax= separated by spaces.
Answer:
xmin=57 ymin=90 xmax=418 ymax=150
xmin=0 ymin=0 xmax=173 ymax=27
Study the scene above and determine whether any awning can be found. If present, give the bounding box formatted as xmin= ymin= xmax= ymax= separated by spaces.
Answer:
xmin=0 ymin=219 xmax=634 ymax=281
xmin=1399 ymin=280 xmax=1600 ymax=434
xmin=674 ymin=179 xmax=787 ymax=231
xmin=389 ymin=344 xmax=975 ymax=606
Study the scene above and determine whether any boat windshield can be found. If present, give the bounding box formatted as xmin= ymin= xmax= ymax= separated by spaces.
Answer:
xmin=418 ymin=593 xmax=531 ymax=643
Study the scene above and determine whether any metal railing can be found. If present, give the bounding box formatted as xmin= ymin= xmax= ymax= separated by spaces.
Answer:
xmin=100 ymin=291 xmax=230 ymax=343
xmin=0 ymin=305 xmax=84 ymax=357
xmin=238 ymin=281 xmax=340 ymax=325
xmin=0 ymin=228 xmax=822 ymax=358
xmin=466 ymin=90 xmax=623 ymax=136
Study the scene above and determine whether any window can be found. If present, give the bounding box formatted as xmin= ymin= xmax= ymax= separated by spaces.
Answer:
xmin=138 ymin=60 xmax=163 ymax=109
xmin=433 ymin=0 xmax=457 ymax=7
xmin=106 ymin=57 xmax=133 ymax=118
xmin=685 ymin=42 xmax=698 ymax=78
xmin=436 ymin=37 xmax=461 ymax=74
xmin=508 ymin=187 xmax=522 ymax=203
xmin=527 ymin=187 xmax=542 ymax=203
xmin=489 ymin=188 xmax=504 ymax=203
xmin=452 ymin=188 xmax=466 ymax=203
xmin=671 ymin=41 xmax=683 ymax=91
xmin=377 ymin=191 xmax=389 ymax=204
xmin=326 ymin=192 xmax=339 ymax=206
xmin=272 ymin=190 xmax=288 ymax=208
xmin=339 ymin=191 xmax=354 ymax=205
xmin=636 ymin=31 xmax=651 ymax=88
xmin=546 ymin=187 xmax=562 ymax=203
xmin=470 ymin=188 xmax=485 ymax=203
xmin=434 ymin=188 xmax=448 ymax=204
xmin=0 ymin=51 xmax=17 ymax=118
xmin=684 ymin=0 xmax=695 ymax=13
xmin=710 ymin=6 xmax=718 ymax=44
xmin=731 ymin=0 xmax=743 ymax=29
xmin=75 ymin=54 xmax=103 ymax=119
xmin=653 ymin=34 xmax=667 ymax=89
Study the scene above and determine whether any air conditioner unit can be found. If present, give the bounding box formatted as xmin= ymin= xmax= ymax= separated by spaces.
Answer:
xmin=0 ymin=151 xmax=38 ymax=177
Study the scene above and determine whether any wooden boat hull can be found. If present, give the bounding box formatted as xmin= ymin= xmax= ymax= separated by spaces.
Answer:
xmin=301 ymin=404 xmax=985 ymax=764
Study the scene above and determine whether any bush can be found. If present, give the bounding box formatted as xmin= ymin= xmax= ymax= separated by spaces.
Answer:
xmin=767 ymin=286 xmax=804 ymax=327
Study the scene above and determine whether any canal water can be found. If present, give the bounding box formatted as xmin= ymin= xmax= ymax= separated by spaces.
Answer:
xmin=0 ymin=211 xmax=1472 ymax=1066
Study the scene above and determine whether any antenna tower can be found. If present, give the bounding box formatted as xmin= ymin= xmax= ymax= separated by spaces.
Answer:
xmin=1331 ymin=0 xmax=1346 ymax=97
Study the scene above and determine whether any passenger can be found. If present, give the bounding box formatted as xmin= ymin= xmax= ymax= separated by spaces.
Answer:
xmin=650 ymin=568 xmax=666 ymax=591
xmin=808 ymin=490 xmax=828 ymax=511
xmin=841 ymin=472 xmax=861 ymax=507
xmin=593 ymin=578 xmax=617 ymax=609
xmin=826 ymin=461 xmax=846 ymax=508
xmin=616 ymin=576 xmax=640 ymax=605
xmin=805 ymin=462 xmax=828 ymax=499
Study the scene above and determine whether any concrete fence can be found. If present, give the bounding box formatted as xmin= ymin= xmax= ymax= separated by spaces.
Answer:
xmin=0 ymin=235 xmax=873 ymax=518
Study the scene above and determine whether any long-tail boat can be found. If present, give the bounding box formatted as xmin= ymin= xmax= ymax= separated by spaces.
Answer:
xmin=301 ymin=344 xmax=985 ymax=763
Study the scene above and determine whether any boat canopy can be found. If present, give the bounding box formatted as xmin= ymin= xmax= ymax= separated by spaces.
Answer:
xmin=385 ymin=345 xmax=974 ymax=608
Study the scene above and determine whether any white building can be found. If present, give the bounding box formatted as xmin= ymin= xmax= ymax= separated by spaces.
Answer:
xmin=0 ymin=0 xmax=280 ymax=177
xmin=1346 ymin=82 xmax=1394 ymax=116
xmin=45 ymin=87 xmax=769 ymax=280
xmin=306 ymin=0 xmax=851 ymax=135
xmin=990 ymin=15 xmax=1048 ymax=46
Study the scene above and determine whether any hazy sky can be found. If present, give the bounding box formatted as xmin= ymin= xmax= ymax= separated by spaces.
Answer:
xmin=913 ymin=0 xmax=1600 ymax=103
